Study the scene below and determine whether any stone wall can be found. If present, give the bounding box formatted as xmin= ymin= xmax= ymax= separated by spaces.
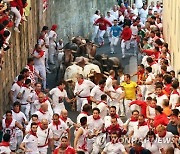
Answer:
xmin=0 ymin=0 xmax=48 ymax=116
xmin=0 ymin=0 xmax=117 ymax=116
xmin=48 ymin=0 xmax=116 ymax=41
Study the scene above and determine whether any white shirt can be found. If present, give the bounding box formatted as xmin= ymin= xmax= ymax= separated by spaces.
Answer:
xmin=34 ymin=110 xmax=52 ymax=123
xmin=90 ymin=85 xmax=105 ymax=101
xmin=143 ymin=141 xmax=159 ymax=154
xmin=77 ymin=112 xmax=88 ymax=124
xmin=110 ymin=10 xmax=119 ymax=19
xmin=153 ymin=6 xmax=162 ymax=14
xmin=152 ymin=63 xmax=161 ymax=75
xmin=97 ymin=102 xmax=108 ymax=120
xmin=103 ymin=142 xmax=126 ymax=154
xmin=33 ymin=100 xmax=53 ymax=117
xmin=145 ymin=73 xmax=155 ymax=95
xmin=170 ymin=92 xmax=179 ymax=109
xmin=37 ymin=127 xmax=53 ymax=147
xmin=74 ymin=80 xmax=95 ymax=97
xmin=124 ymin=119 xmax=138 ymax=134
xmin=49 ymin=87 xmax=68 ymax=105
xmin=87 ymin=115 xmax=104 ymax=131
xmin=105 ymin=76 xmax=114 ymax=92
xmin=49 ymin=30 xmax=57 ymax=41
xmin=22 ymin=133 xmax=39 ymax=154
xmin=132 ymin=124 xmax=149 ymax=139
xmin=0 ymin=144 xmax=11 ymax=154
xmin=135 ymin=0 xmax=143 ymax=9
xmin=130 ymin=25 xmax=138 ymax=36
xmin=11 ymin=82 xmax=21 ymax=103
xmin=49 ymin=119 xmax=68 ymax=146
xmin=156 ymin=132 xmax=174 ymax=151
xmin=132 ymin=8 xmax=139 ymax=16
xmin=105 ymin=15 xmax=116 ymax=24
xmin=12 ymin=110 xmax=27 ymax=125
xmin=119 ymin=15 xmax=124 ymax=24
xmin=147 ymin=106 xmax=156 ymax=119
xmin=104 ymin=116 xmax=124 ymax=128
xmin=2 ymin=119 xmax=16 ymax=139
xmin=139 ymin=8 xmax=148 ymax=19
xmin=91 ymin=14 xmax=100 ymax=25
xmin=156 ymin=94 xmax=169 ymax=107
xmin=19 ymin=86 xmax=33 ymax=104
xmin=33 ymin=50 xmax=45 ymax=66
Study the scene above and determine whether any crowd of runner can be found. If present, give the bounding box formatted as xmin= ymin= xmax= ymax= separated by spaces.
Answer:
xmin=1 ymin=0 xmax=180 ymax=154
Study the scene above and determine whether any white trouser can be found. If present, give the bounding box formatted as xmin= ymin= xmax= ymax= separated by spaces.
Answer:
xmin=38 ymin=146 xmax=48 ymax=154
xmin=21 ymin=103 xmax=30 ymax=120
xmin=35 ymin=65 xmax=46 ymax=89
xmin=44 ymin=48 xmax=49 ymax=69
xmin=98 ymin=30 xmax=106 ymax=44
xmin=76 ymin=97 xmax=88 ymax=112
xmin=131 ymin=38 xmax=138 ymax=54
xmin=140 ymin=17 xmax=147 ymax=24
xmin=11 ymin=7 xmax=21 ymax=28
xmin=106 ymin=27 xmax=112 ymax=42
xmin=16 ymin=129 xmax=23 ymax=148
xmin=92 ymin=25 xmax=99 ymax=42
xmin=139 ymin=85 xmax=146 ymax=100
xmin=53 ymin=103 xmax=65 ymax=114
xmin=9 ymin=135 xmax=17 ymax=151
xmin=121 ymin=39 xmax=130 ymax=56
xmin=49 ymin=46 xmax=56 ymax=64
xmin=110 ymin=36 xmax=119 ymax=52
xmin=119 ymin=99 xmax=125 ymax=115
xmin=92 ymin=102 xmax=97 ymax=109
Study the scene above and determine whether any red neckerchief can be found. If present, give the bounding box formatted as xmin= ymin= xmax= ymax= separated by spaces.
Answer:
xmin=39 ymin=97 xmax=48 ymax=103
xmin=110 ymin=76 xmax=114 ymax=80
xmin=109 ymin=124 xmax=120 ymax=130
xmin=16 ymin=81 xmax=23 ymax=87
xmin=111 ymin=114 xmax=119 ymax=119
xmin=0 ymin=141 xmax=9 ymax=147
xmin=93 ymin=115 xmax=101 ymax=120
xmin=13 ymin=109 xmax=20 ymax=113
xmin=29 ymin=130 xmax=37 ymax=137
xmin=35 ymin=89 xmax=41 ymax=96
xmin=156 ymin=5 xmax=160 ymax=9
xmin=111 ymin=138 xmax=119 ymax=144
xmin=78 ymin=79 xmax=84 ymax=85
xmin=60 ymin=116 xmax=67 ymax=122
xmin=138 ymin=121 xmax=147 ymax=127
xmin=130 ymin=116 xmax=138 ymax=122
xmin=27 ymin=64 xmax=34 ymax=72
xmin=81 ymin=111 xmax=89 ymax=116
xmin=135 ymin=147 xmax=144 ymax=154
xmin=23 ymin=84 xmax=29 ymax=88
xmin=158 ymin=92 xmax=164 ymax=97
xmin=58 ymin=86 xmax=64 ymax=92
xmin=172 ymin=90 xmax=179 ymax=95
xmin=39 ymin=123 xmax=46 ymax=130
xmin=99 ymin=100 xmax=107 ymax=105
xmin=159 ymin=131 xmax=167 ymax=138
xmin=99 ymin=86 xmax=104 ymax=92
xmin=53 ymin=120 xmax=61 ymax=130
xmin=149 ymin=61 xmax=156 ymax=66
xmin=39 ymin=108 xmax=46 ymax=114
xmin=5 ymin=118 xmax=12 ymax=128
xmin=114 ymin=86 xmax=120 ymax=90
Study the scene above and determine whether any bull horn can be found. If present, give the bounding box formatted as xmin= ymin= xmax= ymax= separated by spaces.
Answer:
xmin=79 ymin=43 xmax=86 ymax=47
xmin=113 ymin=65 xmax=119 ymax=68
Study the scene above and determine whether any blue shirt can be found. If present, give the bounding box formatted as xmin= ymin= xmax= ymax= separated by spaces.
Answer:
xmin=110 ymin=25 xmax=122 ymax=37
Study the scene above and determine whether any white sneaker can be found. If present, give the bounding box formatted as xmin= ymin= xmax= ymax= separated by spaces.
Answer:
xmin=122 ymin=55 xmax=125 ymax=58
xmin=14 ymin=27 xmax=20 ymax=33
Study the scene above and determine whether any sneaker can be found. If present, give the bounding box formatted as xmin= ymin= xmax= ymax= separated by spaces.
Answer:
xmin=122 ymin=55 xmax=125 ymax=58
xmin=14 ymin=27 xmax=20 ymax=33
xmin=110 ymin=51 xmax=114 ymax=54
